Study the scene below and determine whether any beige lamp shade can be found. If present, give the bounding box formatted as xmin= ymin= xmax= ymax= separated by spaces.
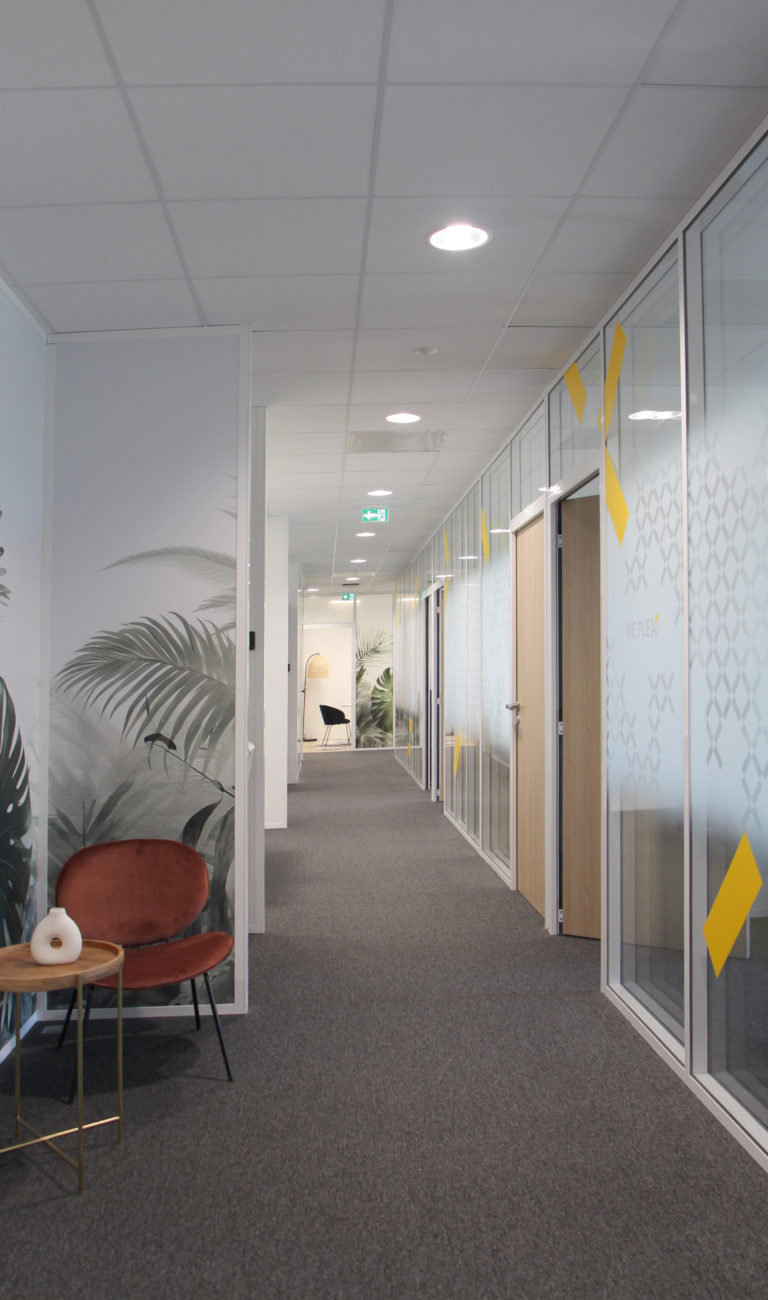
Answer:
xmin=306 ymin=653 xmax=329 ymax=679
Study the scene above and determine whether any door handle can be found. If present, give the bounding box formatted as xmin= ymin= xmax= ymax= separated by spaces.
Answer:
xmin=506 ymin=701 xmax=520 ymax=711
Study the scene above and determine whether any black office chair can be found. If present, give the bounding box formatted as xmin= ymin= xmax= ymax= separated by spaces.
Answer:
xmin=319 ymin=705 xmax=351 ymax=747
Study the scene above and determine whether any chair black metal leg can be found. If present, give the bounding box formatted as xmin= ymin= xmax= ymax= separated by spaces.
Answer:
xmin=57 ymin=989 xmax=77 ymax=1048
xmin=202 ymin=971 xmax=233 ymax=1082
xmin=67 ymin=984 xmax=94 ymax=1104
xmin=191 ymin=977 xmax=201 ymax=1030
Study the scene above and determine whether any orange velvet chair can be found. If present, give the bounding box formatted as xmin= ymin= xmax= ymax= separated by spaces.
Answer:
xmin=56 ymin=838 xmax=234 ymax=1081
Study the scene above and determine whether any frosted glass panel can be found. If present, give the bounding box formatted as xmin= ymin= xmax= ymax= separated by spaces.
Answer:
xmin=482 ymin=447 xmax=511 ymax=867
xmin=465 ymin=482 xmax=482 ymax=842
xmin=687 ymin=144 xmax=768 ymax=1123
xmin=511 ymin=404 xmax=546 ymax=516
xmin=604 ymin=249 xmax=685 ymax=1040
xmin=549 ymin=336 xmax=602 ymax=485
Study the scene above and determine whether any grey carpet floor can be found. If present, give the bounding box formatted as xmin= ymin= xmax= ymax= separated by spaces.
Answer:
xmin=2 ymin=751 xmax=768 ymax=1299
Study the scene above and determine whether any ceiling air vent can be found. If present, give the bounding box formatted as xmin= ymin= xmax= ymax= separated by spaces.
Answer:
xmin=347 ymin=430 xmax=445 ymax=454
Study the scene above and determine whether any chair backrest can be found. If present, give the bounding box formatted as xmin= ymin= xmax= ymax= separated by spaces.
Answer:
xmin=319 ymin=704 xmax=346 ymax=724
xmin=56 ymin=839 xmax=210 ymax=946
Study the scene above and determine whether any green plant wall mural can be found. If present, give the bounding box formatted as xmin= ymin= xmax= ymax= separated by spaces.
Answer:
xmin=355 ymin=595 xmax=394 ymax=748
xmin=48 ymin=333 xmax=241 ymax=1007
xmin=50 ymin=548 xmax=237 ymax=997
xmin=0 ymin=515 xmax=36 ymax=1044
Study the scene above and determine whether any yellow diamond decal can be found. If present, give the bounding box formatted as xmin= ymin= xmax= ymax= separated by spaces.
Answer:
xmin=605 ymin=449 xmax=629 ymax=545
xmin=703 ymin=834 xmax=763 ymax=978
xmin=564 ymin=362 xmax=587 ymax=424
xmin=453 ymin=732 xmax=462 ymax=778
xmin=481 ymin=508 xmax=490 ymax=565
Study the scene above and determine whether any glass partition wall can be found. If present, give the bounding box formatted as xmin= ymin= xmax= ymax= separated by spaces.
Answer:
xmin=393 ymin=123 xmax=768 ymax=1166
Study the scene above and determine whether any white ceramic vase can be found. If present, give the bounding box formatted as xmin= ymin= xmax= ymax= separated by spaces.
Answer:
xmin=30 ymin=907 xmax=83 ymax=965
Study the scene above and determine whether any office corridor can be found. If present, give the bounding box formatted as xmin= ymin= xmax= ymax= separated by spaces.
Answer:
xmin=3 ymin=750 xmax=768 ymax=1298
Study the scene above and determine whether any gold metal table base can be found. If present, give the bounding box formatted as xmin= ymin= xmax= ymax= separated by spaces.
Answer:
xmin=0 ymin=942 xmax=124 ymax=1192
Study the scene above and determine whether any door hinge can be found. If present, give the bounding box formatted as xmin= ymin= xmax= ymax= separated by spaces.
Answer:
xmin=558 ymin=908 xmax=564 ymax=926
xmin=557 ymin=720 xmax=564 ymax=736
xmin=557 ymin=534 xmax=563 ymax=548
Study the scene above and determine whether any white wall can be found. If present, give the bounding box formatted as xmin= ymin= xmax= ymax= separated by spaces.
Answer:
xmin=264 ymin=515 xmax=288 ymax=828
xmin=302 ymin=624 xmax=354 ymax=742
xmin=48 ymin=329 xmax=249 ymax=1012
xmin=0 ymin=285 xmax=46 ymax=1055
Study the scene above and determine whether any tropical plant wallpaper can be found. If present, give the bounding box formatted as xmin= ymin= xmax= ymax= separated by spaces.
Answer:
xmin=48 ymin=334 xmax=240 ymax=1006
xmin=0 ymin=515 xmax=36 ymax=1044
xmin=355 ymin=595 xmax=394 ymax=748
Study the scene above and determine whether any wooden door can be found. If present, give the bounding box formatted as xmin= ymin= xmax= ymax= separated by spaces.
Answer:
xmin=561 ymin=492 xmax=601 ymax=938
xmin=515 ymin=515 xmax=546 ymax=916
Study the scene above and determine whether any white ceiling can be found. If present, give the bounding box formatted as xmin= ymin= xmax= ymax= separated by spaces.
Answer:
xmin=2 ymin=0 xmax=768 ymax=593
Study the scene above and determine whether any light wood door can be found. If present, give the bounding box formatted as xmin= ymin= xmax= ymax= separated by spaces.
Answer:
xmin=561 ymin=492 xmax=601 ymax=938
xmin=515 ymin=515 xmax=546 ymax=916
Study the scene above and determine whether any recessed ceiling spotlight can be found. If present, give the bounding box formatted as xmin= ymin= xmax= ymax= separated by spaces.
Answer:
xmin=350 ymin=558 xmax=366 ymax=564
xmin=368 ymin=489 xmax=392 ymax=497
xmin=628 ymin=409 xmax=682 ymax=421
xmin=386 ymin=412 xmax=421 ymax=424
xmin=429 ymin=223 xmax=489 ymax=252
xmin=305 ymin=587 xmax=318 ymax=592
xmin=356 ymin=531 xmax=376 ymax=538
xmin=489 ymin=528 xmax=510 ymax=535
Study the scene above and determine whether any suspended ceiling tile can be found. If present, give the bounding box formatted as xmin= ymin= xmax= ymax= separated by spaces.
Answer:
xmin=354 ymin=327 xmax=501 ymax=372
xmin=513 ymin=271 xmax=634 ymax=327
xmin=267 ymin=407 xmax=348 ymax=435
xmin=538 ymin=197 xmax=689 ymax=275
xmin=446 ymin=400 xmax=537 ymax=429
xmin=350 ymin=369 xmax=479 ymax=405
xmin=489 ymin=325 xmax=593 ymax=369
xmin=23 ymin=279 xmax=200 ymax=332
xmin=266 ymin=430 xmax=348 ymax=455
xmin=347 ymin=402 xmax=461 ymax=432
xmin=0 ymin=0 xmax=115 ymax=87
xmin=0 ymin=90 xmax=155 ymax=205
xmin=267 ymin=456 xmax=345 ymax=476
xmin=130 ymin=86 xmax=377 ymax=201
xmin=255 ymin=372 xmax=350 ymax=406
xmin=169 ymin=199 xmax=368 ymax=279
xmin=375 ymin=85 xmax=628 ymax=197
xmin=583 ymin=86 xmax=768 ymax=199
xmin=254 ymin=331 xmax=355 ymax=374
xmin=365 ymin=195 xmax=570 ymax=274
xmin=195 ymin=275 xmax=359 ymax=330
xmin=387 ymin=0 xmax=677 ymax=84
xmin=471 ymin=368 xmax=559 ymax=401
xmin=646 ymin=0 xmax=768 ymax=85
xmin=97 ymin=0 xmax=386 ymax=85
xmin=359 ymin=270 xmax=528 ymax=330
xmin=0 ymin=202 xmax=185 ymax=285
xmin=343 ymin=451 xmax=438 ymax=475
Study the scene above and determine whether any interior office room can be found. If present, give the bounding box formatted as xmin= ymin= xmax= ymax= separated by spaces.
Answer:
xmin=3 ymin=2 xmax=768 ymax=1296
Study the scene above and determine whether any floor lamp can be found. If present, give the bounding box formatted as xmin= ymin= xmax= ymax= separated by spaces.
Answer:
xmin=302 ymin=652 xmax=329 ymax=741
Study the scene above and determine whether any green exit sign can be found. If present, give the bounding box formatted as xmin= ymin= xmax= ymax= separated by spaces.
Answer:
xmin=362 ymin=507 xmax=389 ymax=523
xmin=341 ymin=592 xmax=355 ymax=601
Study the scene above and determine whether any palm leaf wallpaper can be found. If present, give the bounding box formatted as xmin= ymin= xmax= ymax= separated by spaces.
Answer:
xmin=355 ymin=596 xmax=394 ymax=748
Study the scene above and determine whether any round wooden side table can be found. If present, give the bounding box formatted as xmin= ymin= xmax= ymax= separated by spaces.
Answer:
xmin=0 ymin=939 xmax=124 ymax=1192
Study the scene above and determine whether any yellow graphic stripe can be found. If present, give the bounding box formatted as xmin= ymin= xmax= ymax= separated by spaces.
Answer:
xmin=605 ymin=449 xmax=629 ymax=545
xmin=704 ymin=834 xmax=763 ymax=978
xmin=564 ymin=362 xmax=587 ymax=424
xmin=603 ymin=321 xmax=626 ymax=438
xmin=480 ymin=509 xmax=490 ymax=565
xmin=453 ymin=732 xmax=462 ymax=778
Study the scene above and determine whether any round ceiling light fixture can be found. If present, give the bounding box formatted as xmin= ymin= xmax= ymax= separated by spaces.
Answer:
xmin=367 ymin=489 xmax=392 ymax=497
xmin=428 ymin=222 xmax=490 ymax=252
xmin=357 ymin=531 xmax=375 ymax=538
xmin=386 ymin=412 xmax=421 ymax=424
